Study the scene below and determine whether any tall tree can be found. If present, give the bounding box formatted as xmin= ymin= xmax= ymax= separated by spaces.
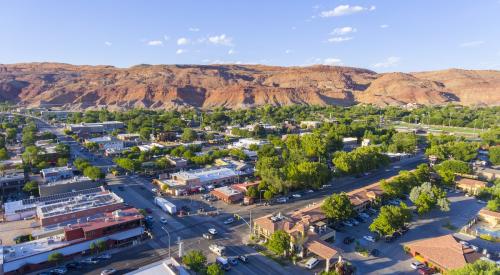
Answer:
xmin=321 ymin=193 xmax=355 ymax=222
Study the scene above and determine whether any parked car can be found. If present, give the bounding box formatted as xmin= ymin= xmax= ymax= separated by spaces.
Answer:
xmin=292 ymin=194 xmax=302 ymax=198
xmin=224 ymin=218 xmax=235 ymax=225
xmin=203 ymin=233 xmax=213 ymax=240
xmin=411 ymin=261 xmax=425 ymax=270
xmin=276 ymin=197 xmax=288 ymax=203
xmin=238 ymin=255 xmax=248 ymax=263
xmin=229 ymin=257 xmax=238 ymax=266
xmin=97 ymin=253 xmax=111 ymax=260
xmin=349 ymin=219 xmax=359 ymax=226
xmin=459 ymin=240 xmax=470 ymax=248
xmin=305 ymin=257 xmax=320 ymax=270
xmin=65 ymin=262 xmax=81 ymax=269
xmin=50 ymin=267 xmax=68 ymax=274
xmin=101 ymin=269 xmax=117 ymax=275
xmin=81 ymin=258 xmax=99 ymax=264
xmin=208 ymin=228 xmax=218 ymax=235
xmin=371 ymin=249 xmax=380 ymax=257
xmin=359 ymin=212 xmax=370 ymax=219
xmin=306 ymin=189 xmax=314 ymax=193
xmin=355 ymin=216 xmax=367 ymax=223
xmin=417 ymin=266 xmax=433 ymax=275
xmin=342 ymin=221 xmax=353 ymax=227
xmin=160 ymin=217 xmax=168 ymax=224
xmin=343 ymin=236 xmax=355 ymax=244
xmin=363 ymin=235 xmax=376 ymax=242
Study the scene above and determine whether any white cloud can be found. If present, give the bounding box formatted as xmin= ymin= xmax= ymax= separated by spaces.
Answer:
xmin=327 ymin=37 xmax=353 ymax=43
xmin=373 ymin=56 xmax=400 ymax=68
xmin=228 ymin=49 xmax=236 ymax=55
xmin=188 ymin=27 xmax=200 ymax=32
xmin=380 ymin=24 xmax=389 ymax=29
xmin=459 ymin=40 xmax=485 ymax=48
xmin=331 ymin=26 xmax=357 ymax=35
xmin=323 ymin=58 xmax=342 ymax=66
xmin=208 ymin=34 xmax=233 ymax=46
xmin=285 ymin=49 xmax=293 ymax=54
xmin=320 ymin=5 xmax=375 ymax=17
xmin=176 ymin=49 xmax=187 ymax=54
xmin=147 ymin=40 xmax=163 ymax=46
xmin=177 ymin=37 xmax=189 ymax=45
xmin=104 ymin=41 xmax=112 ymax=47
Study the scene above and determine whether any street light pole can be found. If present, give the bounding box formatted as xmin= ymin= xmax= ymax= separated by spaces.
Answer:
xmin=161 ymin=226 xmax=171 ymax=258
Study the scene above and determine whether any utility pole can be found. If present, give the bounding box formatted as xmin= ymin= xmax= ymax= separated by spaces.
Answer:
xmin=161 ymin=226 xmax=171 ymax=258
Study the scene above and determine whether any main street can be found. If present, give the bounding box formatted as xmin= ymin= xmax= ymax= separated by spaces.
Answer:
xmin=13 ymin=113 xmax=426 ymax=274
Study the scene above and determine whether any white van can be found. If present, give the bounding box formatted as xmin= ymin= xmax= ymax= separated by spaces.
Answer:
xmin=305 ymin=257 xmax=320 ymax=269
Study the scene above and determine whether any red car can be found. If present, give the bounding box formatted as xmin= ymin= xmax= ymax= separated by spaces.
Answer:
xmin=418 ymin=267 xmax=433 ymax=275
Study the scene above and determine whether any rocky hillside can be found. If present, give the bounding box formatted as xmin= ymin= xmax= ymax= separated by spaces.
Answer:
xmin=0 ymin=63 xmax=498 ymax=109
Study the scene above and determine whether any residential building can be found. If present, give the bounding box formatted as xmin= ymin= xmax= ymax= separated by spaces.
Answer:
xmin=85 ymin=136 xmax=124 ymax=151
xmin=211 ymin=186 xmax=244 ymax=203
xmin=232 ymin=181 xmax=260 ymax=194
xmin=126 ymin=257 xmax=189 ymax=275
xmin=346 ymin=182 xmax=383 ymax=212
xmin=361 ymin=138 xmax=371 ymax=147
xmin=478 ymin=208 xmax=500 ymax=227
xmin=40 ymin=110 xmax=75 ymax=121
xmin=151 ymin=131 xmax=177 ymax=142
xmin=300 ymin=121 xmax=322 ymax=129
xmin=38 ymin=176 xmax=100 ymax=197
xmin=1 ymin=208 xmax=144 ymax=275
xmin=342 ymin=137 xmax=358 ymax=151
xmin=474 ymin=166 xmax=499 ymax=181
xmin=40 ymin=166 xmax=74 ymax=182
xmin=116 ymin=133 xmax=141 ymax=141
xmin=137 ymin=142 xmax=165 ymax=152
xmin=405 ymin=234 xmax=483 ymax=272
xmin=455 ymin=177 xmax=487 ymax=195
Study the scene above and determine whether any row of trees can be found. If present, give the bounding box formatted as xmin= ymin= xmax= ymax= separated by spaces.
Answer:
xmin=333 ymin=146 xmax=390 ymax=175
xmin=74 ymin=158 xmax=105 ymax=180
xmin=425 ymin=135 xmax=479 ymax=162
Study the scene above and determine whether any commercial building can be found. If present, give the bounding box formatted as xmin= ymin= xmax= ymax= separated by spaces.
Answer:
xmin=38 ymin=176 xmax=101 ymax=197
xmin=0 ymin=172 xmax=27 ymax=197
xmin=165 ymin=156 xmax=188 ymax=168
xmin=3 ymin=187 xmax=124 ymax=225
xmin=474 ymin=166 xmax=499 ymax=181
xmin=116 ymin=133 xmax=141 ymax=141
xmin=137 ymin=142 xmax=165 ymax=152
xmin=229 ymin=138 xmax=269 ymax=150
xmin=85 ymin=136 xmax=124 ymax=151
xmin=1 ymin=208 xmax=144 ymax=275
xmin=40 ymin=166 xmax=74 ymax=182
xmin=40 ymin=110 xmax=75 ymax=121
xmin=67 ymin=121 xmax=124 ymax=137
xmin=211 ymin=186 xmax=244 ymax=204
xmin=478 ymin=208 xmax=500 ymax=227
xmin=346 ymin=181 xmax=383 ymax=212
xmin=127 ymin=257 xmax=189 ymax=275
xmin=405 ymin=234 xmax=483 ymax=272
xmin=154 ymin=167 xmax=239 ymax=196
xmin=455 ymin=177 xmax=487 ymax=195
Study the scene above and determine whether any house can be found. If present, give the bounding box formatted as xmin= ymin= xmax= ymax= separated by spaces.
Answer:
xmin=405 ymin=234 xmax=483 ymax=272
xmin=165 ymin=156 xmax=188 ymax=168
xmin=229 ymin=138 xmax=269 ymax=150
xmin=478 ymin=208 xmax=500 ymax=227
xmin=300 ymin=121 xmax=322 ymax=129
xmin=346 ymin=182 xmax=383 ymax=212
xmin=474 ymin=166 xmax=499 ymax=181
xmin=211 ymin=186 xmax=244 ymax=204
xmin=455 ymin=177 xmax=487 ymax=195
xmin=85 ymin=136 xmax=124 ymax=151
xmin=342 ymin=137 xmax=358 ymax=151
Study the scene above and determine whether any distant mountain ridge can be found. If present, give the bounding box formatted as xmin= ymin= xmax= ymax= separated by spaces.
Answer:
xmin=0 ymin=62 xmax=498 ymax=109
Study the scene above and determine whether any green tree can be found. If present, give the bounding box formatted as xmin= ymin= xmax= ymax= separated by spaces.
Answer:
xmin=139 ymin=127 xmax=152 ymax=141
xmin=96 ymin=240 xmax=107 ymax=252
xmin=55 ymin=143 xmax=70 ymax=157
xmin=321 ymin=193 xmax=355 ymax=222
xmin=85 ymin=142 xmax=99 ymax=152
xmin=115 ymin=158 xmax=139 ymax=171
xmin=0 ymin=147 xmax=9 ymax=160
xmin=83 ymin=166 xmax=105 ymax=180
xmin=369 ymin=203 xmax=412 ymax=236
xmin=263 ymin=190 xmax=274 ymax=201
xmin=47 ymin=252 xmax=64 ymax=265
xmin=409 ymin=182 xmax=449 ymax=214
xmin=434 ymin=160 xmax=471 ymax=185
xmin=22 ymin=146 xmax=39 ymax=166
xmin=57 ymin=157 xmax=69 ymax=167
xmin=388 ymin=132 xmax=418 ymax=153
xmin=182 ymin=250 xmax=207 ymax=272
xmin=74 ymin=157 xmax=90 ymax=171
xmin=181 ymin=128 xmax=197 ymax=142
xmin=22 ymin=180 xmax=39 ymax=196
xmin=206 ymin=263 xmax=224 ymax=275
xmin=487 ymin=197 xmax=500 ymax=212
xmin=447 ymin=260 xmax=500 ymax=275
xmin=246 ymin=186 xmax=258 ymax=198
xmin=490 ymin=146 xmax=500 ymax=165
xmin=268 ymin=230 xmax=290 ymax=256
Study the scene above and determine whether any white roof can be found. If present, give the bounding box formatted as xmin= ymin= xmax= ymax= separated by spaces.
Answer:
xmin=172 ymin=167 xmax=238 ymax=184
xmin=41 ymin=166 xmax=73 ymax=174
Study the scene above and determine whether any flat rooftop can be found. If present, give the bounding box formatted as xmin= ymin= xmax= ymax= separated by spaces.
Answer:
xmin=37 ymin=191 xmax=123 ymax=219
xmin=172 ymin=167 xmax=237 ymax=183
xmin=41 ymin=166 xmax=73 ymax=174
xmin=40 ymin=176 xmax=92 ymax=187
xmin=213 ymin=186 xmax=242 ymax=196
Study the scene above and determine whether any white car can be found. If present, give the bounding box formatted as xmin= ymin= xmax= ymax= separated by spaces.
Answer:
xmin=97 ymin=253 xmax=111 ymax=260
xmin=51 ymin=267 xmax=68 ymax=274
xmin=306 ymin=189 xmax=314 ymax=193
xmin=160 ymin=217 xmax=168 ymax=224
xmin=208 ymin=228 xmax=217 ymax=235
xmin=410 ymin=261 xmax=424 ymax=270
xmin=292 ymin=194 xmax=302 ymax=198
xmin=459 ymin=240 xmax=470 ymax=248
xmin=101 ymin=269 xmax=117 ymax=275
xmin=363 ymin=235 xmax=376 ymax=242
xmin=151 ymin=188 xmax=158 ymax=193
xmin=224 ymin=218 xmax=234 ymax=225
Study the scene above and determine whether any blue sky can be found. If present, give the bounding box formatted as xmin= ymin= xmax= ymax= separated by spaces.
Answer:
xmin=1 ymin=0 xmax=499 ymax=72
